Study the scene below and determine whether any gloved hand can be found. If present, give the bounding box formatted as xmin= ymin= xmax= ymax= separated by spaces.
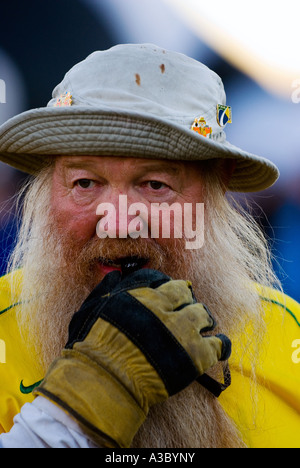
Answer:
xmin=34 ymin=269 xmax=231 ymax=448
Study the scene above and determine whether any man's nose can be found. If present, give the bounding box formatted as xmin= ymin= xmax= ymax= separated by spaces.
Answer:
xmin=96 ymin=192 xmax=149 ymax=239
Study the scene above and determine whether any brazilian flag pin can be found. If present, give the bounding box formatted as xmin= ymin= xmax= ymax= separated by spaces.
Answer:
xmin=217 ymin=104 xmax=232 ymax=127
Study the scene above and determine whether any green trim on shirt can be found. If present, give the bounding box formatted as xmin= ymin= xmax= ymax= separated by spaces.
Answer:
xmin=260 ymin=296 xmax=300 ymax=328
xmin=0 ymin=302 xmax=22 ymax=316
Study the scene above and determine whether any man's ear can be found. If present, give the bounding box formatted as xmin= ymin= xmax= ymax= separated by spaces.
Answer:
xmin=220 ymin=159 xmax=236 ymax=191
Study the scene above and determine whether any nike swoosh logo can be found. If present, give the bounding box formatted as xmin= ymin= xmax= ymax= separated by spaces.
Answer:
xmin=20 ymin=379 xmax=43 ymax=394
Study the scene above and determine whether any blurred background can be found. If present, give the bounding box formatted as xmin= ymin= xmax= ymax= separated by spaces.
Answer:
xmin=0 ymin=0 xmax=299 ymax=299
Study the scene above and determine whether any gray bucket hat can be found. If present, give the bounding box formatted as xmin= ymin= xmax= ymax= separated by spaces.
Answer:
xmin=0 ymin=43 xmax=279 ymax=192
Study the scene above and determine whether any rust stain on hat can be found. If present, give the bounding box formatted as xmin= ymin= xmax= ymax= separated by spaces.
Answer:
xmin=135 ymin=73 xmax=141 ymax=86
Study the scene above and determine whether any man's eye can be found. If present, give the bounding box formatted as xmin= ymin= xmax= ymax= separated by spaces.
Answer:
xmin=148 ymin=181 xmax=167 ymax=190
xmin=76 ymin=179 xmax=94 ymax=189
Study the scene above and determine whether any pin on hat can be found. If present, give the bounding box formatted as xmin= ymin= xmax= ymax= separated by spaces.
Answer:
xmin=54 ymin=91 xmax=73 ymax=107
xmin=191 ymin=117 xmax=212 ymax=138
xmin=217 ymin=104 xmax=232 ymax=127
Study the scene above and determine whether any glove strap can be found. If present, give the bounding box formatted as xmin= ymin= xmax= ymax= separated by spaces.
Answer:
xmin=196 ymin=362 xmax=231 ymax=398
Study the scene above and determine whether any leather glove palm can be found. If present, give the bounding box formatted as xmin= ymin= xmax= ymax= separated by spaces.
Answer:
xmin=34 ymin=269 xmax=231 ymax=448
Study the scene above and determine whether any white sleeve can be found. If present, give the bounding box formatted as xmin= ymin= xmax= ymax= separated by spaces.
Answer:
xmin=0 ymin=397 xmax=98 ymax=448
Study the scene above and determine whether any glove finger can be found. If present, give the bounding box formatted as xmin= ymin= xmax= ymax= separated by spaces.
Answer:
xmin=215 ymin=333 xmax=232 ymax=361
xmin=155 ymin=280 xmax=194 ymax=310
xmin=172 ymin=303 xmax=216 ymax=332
xmin=199 ymin=335 xmax=231 ymax=373
xmin=194 ymin=335 xmax=226 ymax=375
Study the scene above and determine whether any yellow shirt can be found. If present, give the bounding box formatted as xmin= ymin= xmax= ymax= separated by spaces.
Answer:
xmin=220 ymin=285 xmax=300 ymax=448
xmin=0 ymin=270 xmax=299 ymax=447
xmin=0 ymin=270 xmax=43 ymax=433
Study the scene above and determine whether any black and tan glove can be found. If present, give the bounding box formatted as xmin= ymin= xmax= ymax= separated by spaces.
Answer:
xmin=34 ymin=269 xmax=231 ymax=448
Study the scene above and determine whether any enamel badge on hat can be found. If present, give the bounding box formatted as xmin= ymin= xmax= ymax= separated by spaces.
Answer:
xmin=217 ymin=104 xmax=232 ymax=127
xmin=191 ymin=117 xmax=212 ymax=138
xmin=54 ymin=91 xmax=73 ymax=107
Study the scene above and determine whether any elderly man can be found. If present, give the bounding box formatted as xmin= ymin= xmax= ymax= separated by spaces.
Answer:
xmin=0 ymin=44 xmax=299 ymax=449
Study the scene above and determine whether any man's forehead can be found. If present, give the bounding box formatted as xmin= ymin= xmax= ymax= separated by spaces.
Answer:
xmin=56 ymin=155 xmax=187 ymax=175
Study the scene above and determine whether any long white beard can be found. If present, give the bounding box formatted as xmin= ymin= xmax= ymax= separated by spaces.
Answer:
xmin=8 ymin=165 xmax=280 ymax=448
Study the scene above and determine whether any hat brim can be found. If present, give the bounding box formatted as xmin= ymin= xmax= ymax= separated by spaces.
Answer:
xmin=0 ymin=106 xmax=279 ymax=192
